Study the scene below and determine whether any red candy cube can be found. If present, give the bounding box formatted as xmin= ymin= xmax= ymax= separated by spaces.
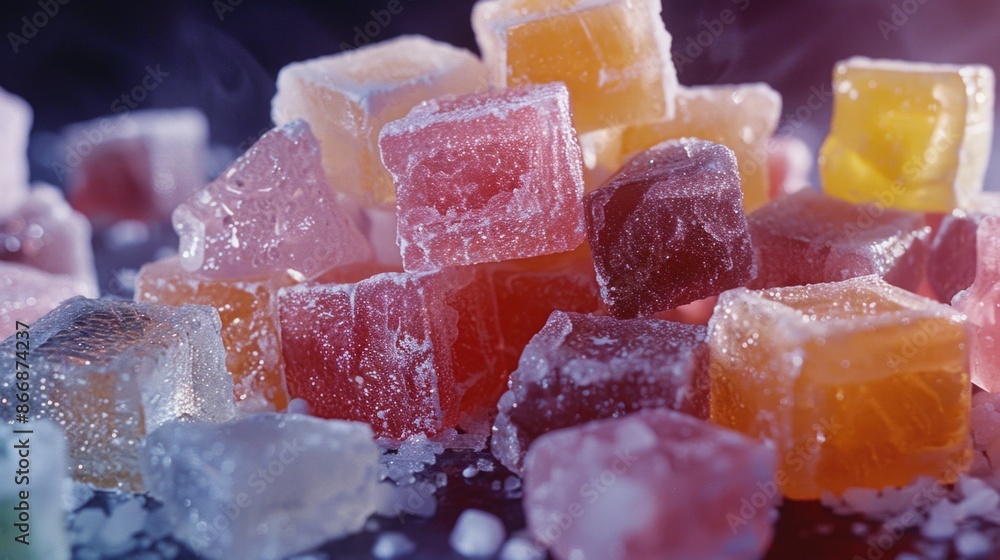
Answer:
xmin=278 ymin=269 xmax=503 ymax=441
xmin=585 ymin=138 xmax=755 ymax=318
xmin=380 ymin=83 xmax=586 ymax=273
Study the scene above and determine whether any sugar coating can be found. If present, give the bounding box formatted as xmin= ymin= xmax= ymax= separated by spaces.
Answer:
xmin=141 ymin=414 xmax=379 ymax=560
xmin=587 ymin=84 xmax=782 ymax=211
xmin=135 ymin=256 xmax=292 ymax=412
xmin=492 ymin=311 xmax=709 ymax=474
xmin=64 ymin=108 xmax=209 ymax=224
xmin=710 ymin=275 xmax=971 ymax=499
xmin=272 ymin=35 xmax=487 ymax=207
xmin=0 ymin=87 xmax=31 ymax=219
xmin=954 ymin=216 xmax=1000 ymax=393
xmin=586 ymin=138 xmax=755 ymax=318
xmin=0 ymin=262 xmax=95 ymax=339
xmin=522 ymin=408 xmax=778 ymax=560
xmin=450 ymin=509 xmax=507 ymax=558
xmin=1 ymin=184 xmax=98 ymax=294
xmin=748 ymin=189 xmax=930 ymax=291
xmin=381 ymin=83 xmax=586 ymax=272
xmin=820 ymin=57 xmax=995 ymax=213
xmin=0 ymin=297 xmax=236 ymax=491
xmin=172 ymin=120 xmax=371 ymax=280
xmin=0 ymin=420 xmax=69 ymax=560
xmin=472 ymin=0 xmax=678 ymax=133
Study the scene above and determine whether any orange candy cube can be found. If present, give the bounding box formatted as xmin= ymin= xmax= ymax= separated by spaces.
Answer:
xmin=473 ymin=0 xmax=678 ymax=133
xmin=135 ymin=257 xmax=292 ymax=411
xmin=709 ymin=275 xmax=970 ymax=499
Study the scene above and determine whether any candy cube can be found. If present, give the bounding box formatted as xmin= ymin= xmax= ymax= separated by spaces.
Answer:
xmin=0 ymin=262 xmax=95 ymax=339
xmin=63 ymin=108 xmax=209 ymax=225
xmin=523 ymin=409 xmax=777 ymax=560
xmin=381 ymin=83 xmax=586 ymax=272
xmin=589 ymin=84 xmax=782 ymax=211
xmin=141 ymin=414 xmax=379 ymax=560
xmin=485 ymin=262 xmax=600 ymax=376
xmin=767 ymin=135 xmax=813 ymax=199
xmin=1 ymin=184 xmax=98 ymax=294
xmin=954 ymin=216 xmax=1000 ymax=393
xmin=710 ymin=275 xmax=971 ymax=499
xmin=0 ymin=421 xmax=69 ymax=560
xmin=472 ymin=0 xmax=678 ymax=133
xmin=135 ymin=256 xmax=292 ymax=412
xmin=0 ymin=297 xmax=236 ymax=491
xmin=0 ymin=87 xmax=31 ymax=219
xmin=272 ymin=35 xmax=486 ymax=207
xmin=278 ymin=268 xmax=503 ymax=441
xmin=585 ymin=138 xmax=755 ymax=318
xmin=172 ymin=120 xmax=371 ymax=280
xmin=927 ymin=194 xmax=1000 ymax=303
xmin=492 ymin=311 xmax=709 ymax=474
xmin=748 ymin=189 xmax=930 ymax=291
xmin=820 ymin=57 xmax=995 ymax=213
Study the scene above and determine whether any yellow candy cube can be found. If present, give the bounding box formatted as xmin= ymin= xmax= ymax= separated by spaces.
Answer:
xmin=580 ymin=83 xmax=781 ymax=211
xmin=820 ymin=57 xmax=994 ymax=213
xmin=271 ymin=35 xmax=486 ymax=208
xmin=472 ymin=0 xmax=677 ymax=133
xmin=709 ymin=275 xmax=970 ymax=500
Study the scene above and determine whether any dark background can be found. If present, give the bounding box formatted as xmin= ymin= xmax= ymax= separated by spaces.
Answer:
xmin=1 ymin=0 xmax=999 ymax=188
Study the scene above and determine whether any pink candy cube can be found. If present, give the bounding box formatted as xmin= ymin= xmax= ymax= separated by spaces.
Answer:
xmin=954 ymin=216 xmax=1000 ymax=392
xmin=523 ymin=408 xmax=778 ymax=560
xmin=173 ymin=120 xmax=371 ymax=280
xmin=0 ymin=87 xmax=32 ymax=219
xmin=380 ymin=83 xmax=586 ymax=272
xmin=1 ymin=184 xmax=98 ymax=294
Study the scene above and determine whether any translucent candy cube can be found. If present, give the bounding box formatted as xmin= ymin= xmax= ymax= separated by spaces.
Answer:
xmin=954 ymin=216 xmax=1000 ymax=393
xmin=0 ymin=297 xmax=236 ymax=491
xmin=278 ymin=268 xmax=504 ymax=441
xmin=586 ymin=84 xmax=782 ymax=211
xmin=381 ymin=83 xmax=586 ymax=272
xmin=0 ymin=262 xmax=95 ymax=339
xmin=710 ymin=275 xmax=971 ymax=499
xmin=492 ymin=311 xmax=709 ymax=474
xmin=748 ymin=189 xmax=930 ymax=291
xmin=928 ymin=193 xmax=1000 ymax=303
xmin=272 ymin=35 xmax=486 ymax=207
xmin=1 ymin=184 xmax=98 ymax=294
xmin=0 ymin=87 xmax=31 ymax=219
xmin=172 ymin=120 xmax=371 ymax=280
xmin=135 ymin=257 xmax=292 ymax=412
xmin=141 ymin=414 xmax=378 ymax=560
xmin=820 ymin=57 xmax=995 ymax=213
xmin=586 ymin=138 xmax=756 ymax=318
xmin=472 ymin=0 xmax=678 ymax=133
xmin=0 ymin=421 xmax=69 ymax=560
xmin=523 ymin=409 xmax=777 ymax=560
xmin=63 ymin=108 xmax=209 ymax=224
